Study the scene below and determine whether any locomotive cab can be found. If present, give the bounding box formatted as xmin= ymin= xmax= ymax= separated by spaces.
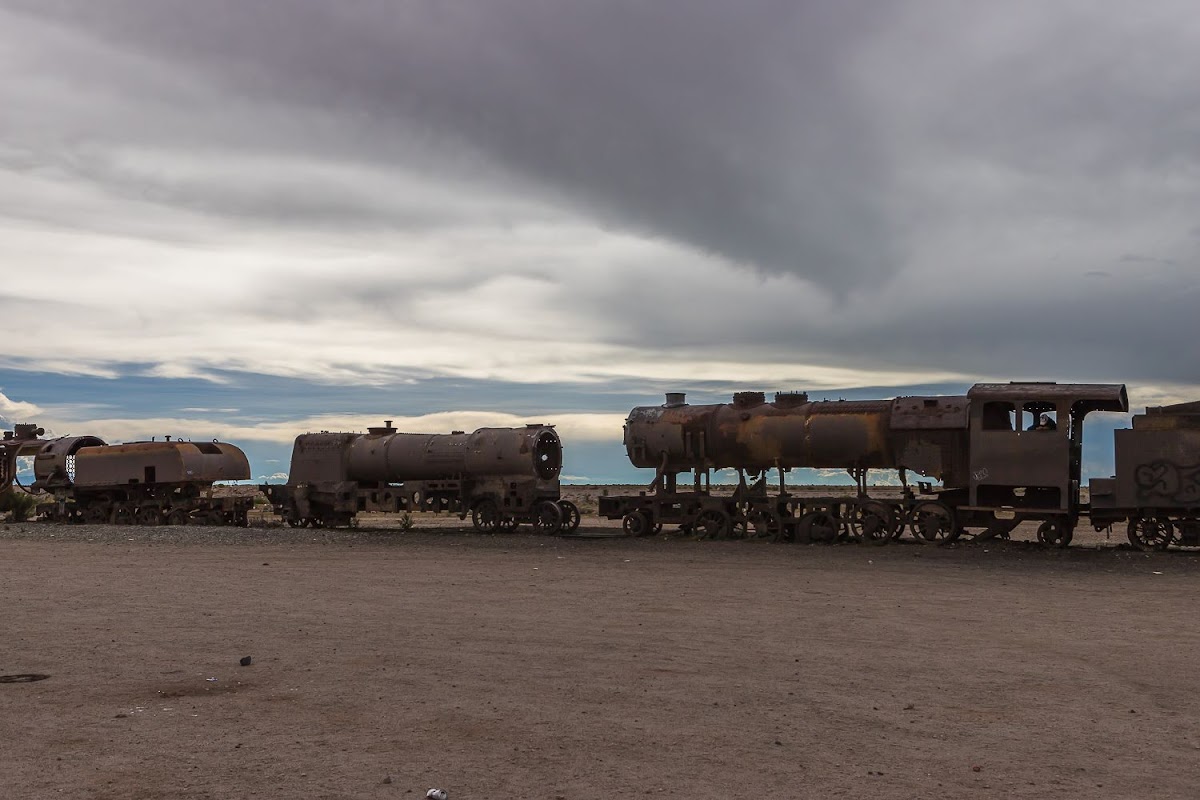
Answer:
xmin=966 ymin=382 xmax=1127 ymax=528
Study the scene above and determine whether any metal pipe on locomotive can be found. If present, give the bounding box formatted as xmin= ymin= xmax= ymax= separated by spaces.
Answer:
xmin=597 ymin=382 xmax=1200 ymax=549
xmin=260 ymin=420 xmax=579 ymax=532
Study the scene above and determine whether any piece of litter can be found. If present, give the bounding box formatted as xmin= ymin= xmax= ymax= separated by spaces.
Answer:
xmin=206 ymin=677 xmax=218 ymax=682
xmin=1153 ymin=571 xmax=1163 ymax=575
xmin=427 ymin=789 xmax=448 ymax=800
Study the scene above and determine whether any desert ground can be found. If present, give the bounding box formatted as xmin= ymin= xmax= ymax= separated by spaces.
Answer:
xmin=3 ymin=490 xmax=1200 ymax=799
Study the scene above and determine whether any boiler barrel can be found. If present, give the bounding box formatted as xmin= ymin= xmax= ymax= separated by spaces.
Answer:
xmin=71 ymin=441 xmax=251 ymax=487
xmin=624 ymin=396 xmax=895 ymax=472
xmin=346 ymin=426 xmax=562 ymax=482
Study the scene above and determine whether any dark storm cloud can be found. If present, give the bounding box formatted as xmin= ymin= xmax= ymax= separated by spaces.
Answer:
xmin=3 ymin=0 xmax=1200 ymax=391
xmin=4 ymin=0 xmax=900 ymax=291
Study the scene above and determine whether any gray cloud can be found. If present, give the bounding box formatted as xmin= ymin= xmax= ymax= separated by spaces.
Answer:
xmin=3 ymin=1 xmax=902 ymax=290
xmin=1 ymin=0 xmax=1199 ymax=393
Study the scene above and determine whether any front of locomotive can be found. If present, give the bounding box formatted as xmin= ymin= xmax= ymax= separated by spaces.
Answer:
xmin=459 ymin=423 xmax=567 ymax=531
xmin=463 ymin=424 xmax=563 ymax=483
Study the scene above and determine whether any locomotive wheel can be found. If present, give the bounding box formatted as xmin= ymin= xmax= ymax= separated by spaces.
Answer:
xmin=557 ymin=500 xmax=581 ymax=534
xmin=907 ymin=501 xmax=958 ymax=545
xmin=1036 ymin=517 xmax=1074 ymax=548
xmin=113 ymin=505 xmax=135 ymax=525
xmin=497 ymin=517 xmax=520 ymax=532
xmin=308 ymin=516 xmax=326 ymax=529
xmin=1127 ymin=515 xmax=1172 ymax=551
xmin=286 ymin=516 xmax=307 ymax=528
xmin=166 ymin=509 xmax=190 ymax=526
xmin=471 ymin=500 xmax=500 ymax=532
xmin=848 ymin=501 xmax=895 ymax=546
xmin=750 ymin=513 xmax=782 ymax=540
xmin=797 ymin=511 xmax=839 ymax=543
xmin=532 ymin=500 xmax=564 ymax=533
xmin=135 ymin=506 xmax=163 ymax=526
xmin=622 ymin=511 xmax=651 ymax=537
xmin=694 ymin=509 xmax=732 ymax=539
xmin=82 ymin=505 xmax=108 ymax=525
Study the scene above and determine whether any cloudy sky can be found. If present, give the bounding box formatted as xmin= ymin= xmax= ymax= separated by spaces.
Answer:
xmin=1 ymin=1 xmax=1198 ymax=483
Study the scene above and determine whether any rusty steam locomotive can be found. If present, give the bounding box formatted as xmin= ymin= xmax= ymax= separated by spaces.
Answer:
xmin=599 ymin=382 xmax=1200 ymax=551
xmin=29 ymin=436 xmax=254 ymax=525
xmin=260 ymin=420 xmax=578 ymax=532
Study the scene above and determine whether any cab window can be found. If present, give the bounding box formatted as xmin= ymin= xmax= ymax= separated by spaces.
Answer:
xmin=982 ymin=401 xmax=1015 ymax=431
xmin=1022 ymin=402 xmax=1058 ymax=431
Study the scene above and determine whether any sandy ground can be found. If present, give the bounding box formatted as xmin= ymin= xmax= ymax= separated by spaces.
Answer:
xmin=3 ymin=514 xmax=1200 ymax=800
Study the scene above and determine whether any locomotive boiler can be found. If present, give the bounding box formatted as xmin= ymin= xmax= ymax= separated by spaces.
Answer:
xmin=601 ymin=383 xmax=1130 ymax=546
xmin=260 ymin=420 xmax=577 ymax=531
xmin=624 ymin=390 xmax=900 ymax=475
xmin=32 ymin=437 xmax=254 ymax=525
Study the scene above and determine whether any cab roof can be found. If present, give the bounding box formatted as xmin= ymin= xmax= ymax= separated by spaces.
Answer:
xmin=967 ymin=382 xmax=1128 ymax=414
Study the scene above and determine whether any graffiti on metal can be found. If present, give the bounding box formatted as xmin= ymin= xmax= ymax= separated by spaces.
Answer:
xmin=1134 ymin=460 xmax=1200 ymax=504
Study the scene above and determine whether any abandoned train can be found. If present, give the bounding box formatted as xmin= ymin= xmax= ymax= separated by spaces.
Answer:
xmin=259 ymin=420 xmax=578 ymax=533
xmin=599 ymin=382 xmax=1200 ymax=551
xmin=30 ymin=436 xmax=254 ymax=525
xmin=8 ymin=419 xmax=574 ymax=532
xmin=5 ymin=378 xmax=1199 ymax=550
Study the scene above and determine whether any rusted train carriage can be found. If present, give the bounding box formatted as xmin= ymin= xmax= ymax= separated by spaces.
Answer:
xmin=260 ymin=420 xmax=578 ymax=532
xmin=600 ymin=383 xmax=1131 ymax=547
xmin=1090 ymin=400 xmax=1200 ymax=550
xmin=33 ymin=437 xmax=254 ymax=525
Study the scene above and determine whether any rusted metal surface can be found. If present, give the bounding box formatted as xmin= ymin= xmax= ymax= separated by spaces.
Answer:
xmin=32 ymin=439 xmax=253 ymax=526
xmin=966 ymin=382 xmax=1128 ymax=413
xmin=606 ymin=382 xmax=1147 ymax=549
xmin=262 ymin=421 xmax=569 ymax=532
xmin=0 ymin=423 xmax=48 ymax=494
xmin=346 ymin=422 xmax=562 ymax=483
xmin=1135 ymin=400 xmax=1200 ymax=429
xmin=890 ymin=396 xmax=969 ymax=430
xmin=71 ymin=440 xmax=250 ymax=486
xmin=624 ymin=393 xmax=896 ymax=473
xmin=31 ymin=436 xmax=107 ymax=488
xmin=966 ymin=384 xmax=1129 ymax=530
xmin=1104 ymin=402 xmax=1200 ymax=504
xmin=1089 ymin=399 xmax=1200 ymax=549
